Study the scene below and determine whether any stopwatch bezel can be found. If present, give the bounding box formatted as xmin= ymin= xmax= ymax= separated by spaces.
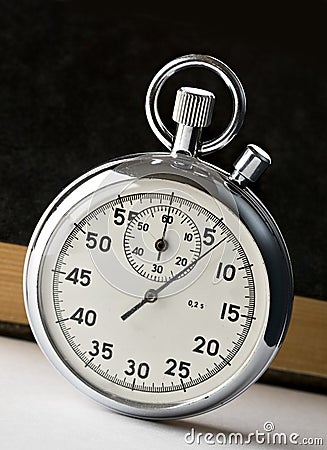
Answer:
xmin=24 ymin=152 xmax=293 ymax=419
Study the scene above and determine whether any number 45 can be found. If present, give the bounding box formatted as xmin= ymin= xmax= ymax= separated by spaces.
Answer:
xmin=65 ymin=267 xmax=92 ymax=287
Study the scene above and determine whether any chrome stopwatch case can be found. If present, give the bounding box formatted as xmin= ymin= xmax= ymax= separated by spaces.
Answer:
xmin=24 ymin=55 xmax=293 ymax=419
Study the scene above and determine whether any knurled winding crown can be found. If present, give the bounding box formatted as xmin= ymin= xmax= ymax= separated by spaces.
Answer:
xmin=172 ymin=87 xmax=215 ymax=128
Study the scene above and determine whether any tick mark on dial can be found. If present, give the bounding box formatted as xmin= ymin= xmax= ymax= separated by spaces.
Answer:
xmin=219 ymin=355 xmax=231 ymax=366
xmin=51 ymin=269 xmax=66 ymax=275
xmin=213 ymin=218 xmax=223 ymax=229
xmin=241 ymin=314 xmax=256 ymax=320
xmin=85 ymin=357 xmax=94 ymax=368
xmin=169 ymin=192 xmax=175 ymax=205
xmin=117 ymin=195 xmax=124 ymax=208
xmin=238 ymin=264 xmax=254 ymax=271
xmin=74 ymin=223 xmax=86 ymax=234
xmin=55 ymin=317 xmax=69 ymax=323
xmin=180 ymin=379 xmax=187 ymax=392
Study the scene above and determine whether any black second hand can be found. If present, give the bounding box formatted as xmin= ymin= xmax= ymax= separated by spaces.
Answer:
xmin=121 ymin=235 xmax=228 ymax=321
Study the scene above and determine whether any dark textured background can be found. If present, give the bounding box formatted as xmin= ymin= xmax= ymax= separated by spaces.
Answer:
xmin=0 ymin=1 xmax=326 ymax=300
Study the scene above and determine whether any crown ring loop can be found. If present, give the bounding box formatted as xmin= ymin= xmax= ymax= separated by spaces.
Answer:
xmin=145 ymin=54 xmax=246 ymax=155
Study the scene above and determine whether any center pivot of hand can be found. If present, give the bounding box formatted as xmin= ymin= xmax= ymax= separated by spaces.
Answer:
xmin=145 ymin=289 xmax=158 ymax=303
xmin=155 ymin=238 xmax=168 ymax=252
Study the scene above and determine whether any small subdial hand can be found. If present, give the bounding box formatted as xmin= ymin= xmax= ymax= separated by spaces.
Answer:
xmin=121 ymin=235 xmax=227 ymax=321
xmin=156 ymin=192 xmax=174 ymax=261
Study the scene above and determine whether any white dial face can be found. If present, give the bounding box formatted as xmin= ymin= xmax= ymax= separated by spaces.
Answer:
xmin=37 ymin=175 xmax=270 ymax=409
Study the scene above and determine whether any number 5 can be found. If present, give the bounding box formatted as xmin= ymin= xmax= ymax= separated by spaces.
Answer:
xmin=203 ymin=227 xmax=216 ymax=246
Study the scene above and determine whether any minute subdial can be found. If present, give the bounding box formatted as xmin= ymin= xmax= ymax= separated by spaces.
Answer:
xmin=123 ymin=205 xmax=201 ymax=282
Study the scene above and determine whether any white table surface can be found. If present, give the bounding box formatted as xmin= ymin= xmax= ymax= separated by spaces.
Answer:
xmin=0 ymin=336 xmax=326 ymax=449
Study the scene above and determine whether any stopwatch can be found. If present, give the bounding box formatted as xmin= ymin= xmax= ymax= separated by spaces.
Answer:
xmin=24 ymin=54 xmax=293 ymax=419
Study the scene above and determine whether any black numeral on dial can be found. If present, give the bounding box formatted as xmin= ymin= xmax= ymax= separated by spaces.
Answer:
xmin=70 ymin=307 xmax=97 ymax=326
xmin=113 ymin=207 xmax=126 ymax=225
xmin=89 ymin=340 xmax=114 ymax=359
xmin=114 ymin=207 xmax=139 ymax=225
xmin=216 ymin=262 xmax=236 ymax=281
xmin=184 ymin=232 xmax=193 ymax=242
xmin=203 ymin=227 xmax=216 ymax=246
xmin=137 ymin=222 xmax=149 ymax=232
xmin=152 ymin=263 xmax=163 ymax=273
xmin=175 ymin=256 xmax=188 ymax=266
xmin=132 ymin=246 xmax=144 ymax=256
xmin=86 ymin=231 xmax=111 ymax=252
xmin=124 ymin=359 xmax=150 ymax=379
xmin=65 ymin=268 xmax=92 ymax=286
xmin=164 ymin=359 xmax=191 ymax=378
xmin=220 ymin=302 xmax=240 ymax=322
xmin=192 ymin=336 xmax=219 ymax=356
xmin=162 ymin=214 xmax=173 ymax=224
